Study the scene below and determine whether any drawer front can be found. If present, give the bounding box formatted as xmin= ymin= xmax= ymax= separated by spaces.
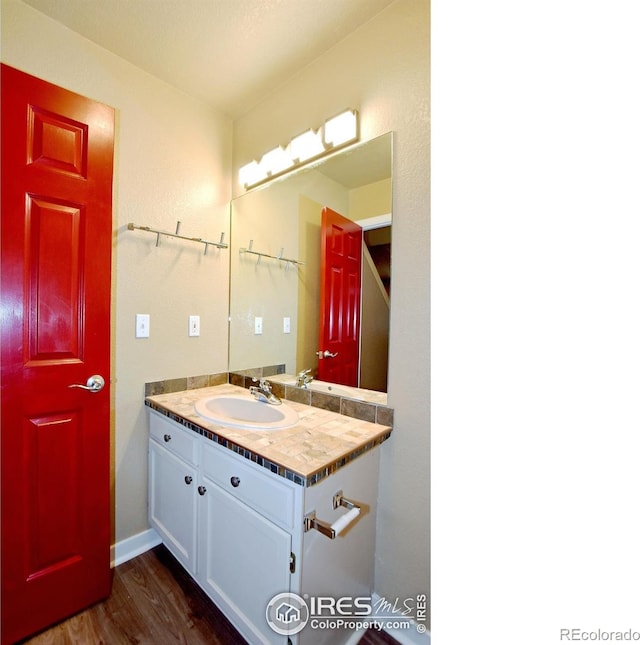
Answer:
xmin=149 ymin=411 xmax=198 ymax=465
xmin=201 ymin=443 xmax=296 ymax=529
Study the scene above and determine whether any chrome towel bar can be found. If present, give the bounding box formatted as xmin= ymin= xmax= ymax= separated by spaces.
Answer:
xmin=127 ymin=221 xmax=228 ymax=254
xmin=239 ymin=239 xmax=304 ymax=267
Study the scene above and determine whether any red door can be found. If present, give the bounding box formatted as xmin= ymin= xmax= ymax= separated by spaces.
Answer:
xmin=1 ymin=65 xmax=114 ymax=644
xmin=317 ymin=207 xmax=363 ymax=386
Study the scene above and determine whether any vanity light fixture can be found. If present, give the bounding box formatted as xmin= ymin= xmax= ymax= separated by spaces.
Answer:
xmin=289 ymin=128 xmax=325 ymax=163
xmin=239 ymin=108 xmax=360 ymax=190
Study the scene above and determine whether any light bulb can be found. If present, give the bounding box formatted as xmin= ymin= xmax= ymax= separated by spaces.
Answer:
xmin=323 ymin=109 xmax=358 ymax=147
xmin=289 ymin=129 xmax=325 ymax=163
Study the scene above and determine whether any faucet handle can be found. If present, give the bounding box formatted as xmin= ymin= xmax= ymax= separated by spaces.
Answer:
xmin=249 ymin=378 xmax=280 ymax=404
xmin=296 ymin=369 xmax=314 ymax=388
xmin=252 ymin=377 xmax=272 ymax=392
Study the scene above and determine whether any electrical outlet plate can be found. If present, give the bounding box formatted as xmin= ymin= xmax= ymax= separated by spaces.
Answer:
xmin=189 ymin=315 xmax=200 ymax=337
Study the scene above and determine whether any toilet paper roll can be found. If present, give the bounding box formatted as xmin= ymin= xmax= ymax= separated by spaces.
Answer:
xmin=331 ymin=507 xmax=361 ymax=536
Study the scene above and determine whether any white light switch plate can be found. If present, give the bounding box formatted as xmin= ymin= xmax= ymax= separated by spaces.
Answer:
xmin=189 ymin=315 xmax=200 ymax=337
xmin=136 ymin=314 xmax=150 ymax=338
xmin=283 ymin=317 xmax=291 ymax=333
xmin=254 ymin=317 xmax=263 ymax=335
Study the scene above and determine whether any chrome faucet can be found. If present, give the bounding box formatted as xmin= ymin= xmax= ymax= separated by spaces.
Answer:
xmin=249 ymin=378 xmax=281 ymax=405
xmin=296 ymin=369 xmax=314 ymax=389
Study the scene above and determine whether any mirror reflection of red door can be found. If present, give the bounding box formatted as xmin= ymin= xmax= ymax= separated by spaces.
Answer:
xmin=318 ymin=207 xmax=362 ymax=386
xmin=1 ymin=65 xmax=114 ymax=644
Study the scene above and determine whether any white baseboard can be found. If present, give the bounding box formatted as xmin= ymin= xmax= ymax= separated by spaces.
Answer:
xmin=110 ymin=528 xmax=161 ymax=567
xmin=368 ymin=592 xmax=431 ymax=645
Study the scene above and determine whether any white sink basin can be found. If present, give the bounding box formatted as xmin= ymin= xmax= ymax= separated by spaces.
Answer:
xmin=194 ymin=395 xmax=299 ymax=430
xmin=307 ymin=381 xmax=365 ymax=401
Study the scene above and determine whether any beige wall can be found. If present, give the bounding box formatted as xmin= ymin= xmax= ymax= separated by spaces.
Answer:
xmin=350 ymin=178 xmax=393 ymax=220
xmin=297 ymin=195 xmax=323 ymax=373
xmin=1 ymin=0 xmax=233 ymax=544
xmin=233 ymin=0 xmax=430 ymax=618
xmin=360 ymin=248 xmax=390 ymax=392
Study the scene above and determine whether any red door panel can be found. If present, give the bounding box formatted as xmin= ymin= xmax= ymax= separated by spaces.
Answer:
xmin=1 ymin=64 xmax=114 ymax=644
xmin=27 ymin=196 xmax=84 ymax=359
xmin=318 ymin=207 xmax=362 ymax=386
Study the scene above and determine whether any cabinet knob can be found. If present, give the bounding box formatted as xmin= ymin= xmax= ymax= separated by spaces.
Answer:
xmin=198 ymin=485 xmax=207 ymax=496
xmin=163 ymin=434 xmax=171 ymax=442
xmin=230 ymin=476 xmax=241 ymax=488
xmin=184 ymin=475 xmax=193 ymax=485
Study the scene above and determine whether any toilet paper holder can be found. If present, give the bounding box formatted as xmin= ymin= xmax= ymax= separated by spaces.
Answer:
xmin=304 ymin=490 xmax=362 ymax=539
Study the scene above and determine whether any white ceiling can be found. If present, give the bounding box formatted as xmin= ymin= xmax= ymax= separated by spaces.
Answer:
xmin=22 ymin=0 xmax=395 ymax=119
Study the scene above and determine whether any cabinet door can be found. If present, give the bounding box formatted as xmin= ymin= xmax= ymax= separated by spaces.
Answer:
xmin=149 ymin=440 xmax=198 ymax=574
xmin=198 ymin=475 xmax=291 ymax=644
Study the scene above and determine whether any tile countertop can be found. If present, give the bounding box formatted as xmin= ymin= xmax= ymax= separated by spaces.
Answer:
xmin=145 ymin=384 xmax=392 ymax=487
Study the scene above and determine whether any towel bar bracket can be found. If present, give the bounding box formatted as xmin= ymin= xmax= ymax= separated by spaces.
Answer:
xmin=304 ymin=511 xmax=336 ymax=539
xmin=304 ymin=490 xmax=362 ymax=540
xmin=333 ymin=490 xmax=357 ymax=510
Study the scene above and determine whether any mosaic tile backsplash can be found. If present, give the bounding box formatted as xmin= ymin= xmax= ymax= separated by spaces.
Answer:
xmin=145 ymin=366 xmax=393 ymax=427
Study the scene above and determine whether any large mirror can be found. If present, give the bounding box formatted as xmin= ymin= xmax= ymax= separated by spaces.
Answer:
xmin=229 ymin=132 xmax=392 ymax=394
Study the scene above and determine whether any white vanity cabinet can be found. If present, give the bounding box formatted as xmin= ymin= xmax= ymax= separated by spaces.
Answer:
xmin=148 ymin=413 xmax=198 ymax=575
xmin=197 ymin=477 xmax=292 ymax=643
xmin=196 ymin=440 xmax=301 ymax=644
xmin=148 ymin=408 xmax=381 ymax=645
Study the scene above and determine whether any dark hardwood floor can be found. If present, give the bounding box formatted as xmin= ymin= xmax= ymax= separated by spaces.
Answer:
xmin=19 ymin=545 xmax=398 ymax=645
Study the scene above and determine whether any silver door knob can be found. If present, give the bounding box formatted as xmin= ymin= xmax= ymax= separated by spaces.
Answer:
xmin=316 ymin=350 xmax=338 ymax=359
xmin=68 ymin=374 xmax=105 ymax=393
